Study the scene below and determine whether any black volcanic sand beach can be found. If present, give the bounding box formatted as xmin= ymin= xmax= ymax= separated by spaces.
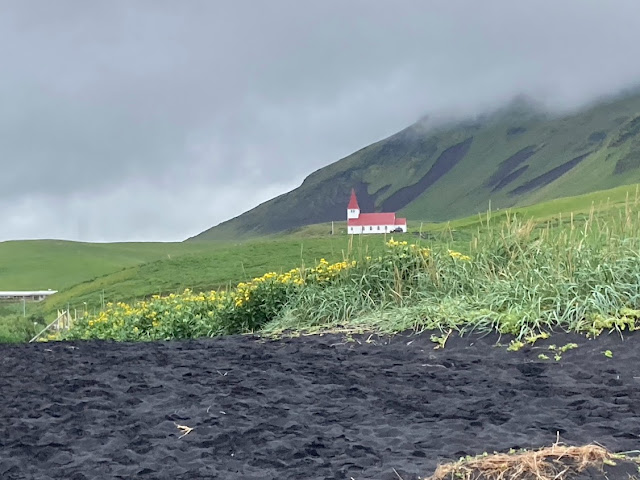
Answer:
xmin=1 ymin=331 xmax=639 ymax=480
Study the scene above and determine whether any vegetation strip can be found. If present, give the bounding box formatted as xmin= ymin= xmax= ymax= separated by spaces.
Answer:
xmin=45 ymin=199 xmax=640 ymax=345
xmin=3 ymin=184 xmax=640 ymax=345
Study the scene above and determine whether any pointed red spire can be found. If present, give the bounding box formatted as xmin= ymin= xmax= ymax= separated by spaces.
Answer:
xmin=347 ymin=189 xmax=360 ymax=210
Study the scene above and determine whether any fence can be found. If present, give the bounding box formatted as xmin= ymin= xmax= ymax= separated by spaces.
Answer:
xmin=29 ymin=310 xmax=73 ymax=343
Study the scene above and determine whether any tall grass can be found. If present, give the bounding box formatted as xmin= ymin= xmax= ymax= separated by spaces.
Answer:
xmin=0 ymin=302 xmax=47 ymax=343
xmin=44 ymin=194 xmax=640 ymax=343
xmin=265 ymin=198 xmax=640 ymax=339
xmin=0 ymin=314 xmax=41 ymax=343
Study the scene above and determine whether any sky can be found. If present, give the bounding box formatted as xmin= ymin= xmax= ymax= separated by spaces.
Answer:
xmin=2 ymin=1 xmax=640 ymax=242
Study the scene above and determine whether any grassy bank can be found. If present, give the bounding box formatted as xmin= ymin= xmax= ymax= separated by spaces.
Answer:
xmin=0 ymin=303 xmax=43 ymax=343
xmin=56 ymin=196 xmax=640 ymax=344
xmin=266 ymin=204 xmax=640 ymax=339
xmin=42 ymin=235 xmax=395 ymax=317
xmin=3 ymin=183 xmax=639 ymax=343
xmin=34 ymin=185 xmax=640 ymax=320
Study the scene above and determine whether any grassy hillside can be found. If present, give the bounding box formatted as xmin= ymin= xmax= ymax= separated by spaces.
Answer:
xmin=193 ymin=90 xmax=640 ymax=241
xmin=0 ymin=240 xmax=216 ymax=291
xmin=2 ymin=182 xmax=640 ymax=343
xmin=30 ymin=182 xmax=640 ymax=318
xmin=61 ymin=184 xmax=640 ymax=350
xmin=38 ymin=235 xmax=394 ymax=318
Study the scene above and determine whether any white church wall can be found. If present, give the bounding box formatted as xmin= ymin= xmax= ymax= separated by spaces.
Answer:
xmin=348 ymin=224 xmax=406 ymax=234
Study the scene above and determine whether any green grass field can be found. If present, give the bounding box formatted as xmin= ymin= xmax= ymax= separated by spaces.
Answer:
xmin=2 ymin=182 xmax=640 ymax=343
xmin=0 ymin=240 xmax=218 ymax=291
xmin=41 ymin=235 xmax=393 ymax=317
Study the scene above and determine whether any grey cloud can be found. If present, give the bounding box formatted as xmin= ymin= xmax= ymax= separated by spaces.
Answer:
xmin=2 ymin=0 xmax=640 ymax=241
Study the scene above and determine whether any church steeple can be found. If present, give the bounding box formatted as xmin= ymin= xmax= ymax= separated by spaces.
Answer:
xmin=347 ymin=189 xmax=360 ymax=219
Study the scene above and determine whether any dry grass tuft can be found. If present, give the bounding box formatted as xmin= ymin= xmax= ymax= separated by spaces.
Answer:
xmin=425 ymin=443 xmax=617 ymax=480
xmin=174 ymin=422 xmax=194 ymax=439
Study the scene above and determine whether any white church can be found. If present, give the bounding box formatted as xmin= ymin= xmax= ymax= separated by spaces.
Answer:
xmin=346 ymin=189 xmax=407 ymax=234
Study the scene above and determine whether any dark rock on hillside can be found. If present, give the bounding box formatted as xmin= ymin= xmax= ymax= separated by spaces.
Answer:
xmin=609 ymin=114 xmax=640 ymax=148
xmin=509 ymin=152 xmax=591 ymax=196
xmin=588 ymin=131 xmax=607 ymax=143
xmin=381 ymin=137 xmax=473 ymax=212
xmin=491 ymin=165 xmax=529 ymax=192
xmin=486 ymin=145 xmax=540 ymax=189
xmin=614 ymin=151 xmax=640 ymax=174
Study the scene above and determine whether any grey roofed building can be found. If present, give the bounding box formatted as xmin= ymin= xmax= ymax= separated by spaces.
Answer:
xmin=0 ymin=290 xmax=58 ymax=302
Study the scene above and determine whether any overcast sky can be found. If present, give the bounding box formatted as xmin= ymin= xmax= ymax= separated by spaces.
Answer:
xmin=2 ymin=1 xmax=640 ymax=242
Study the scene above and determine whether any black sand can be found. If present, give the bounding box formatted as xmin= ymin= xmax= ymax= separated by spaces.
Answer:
xmin=1 ymin=331 xmax=639 ymax=479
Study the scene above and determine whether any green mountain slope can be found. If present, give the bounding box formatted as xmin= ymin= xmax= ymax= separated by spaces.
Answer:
xmin=192 ymin=90 xmax=640 ymax=241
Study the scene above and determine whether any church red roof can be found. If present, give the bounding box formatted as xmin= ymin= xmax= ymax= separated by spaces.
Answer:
xmin=347 ymin=189 xmax=360 ymax=210
xmin=347 ymin=213 xmax=407 ymax=226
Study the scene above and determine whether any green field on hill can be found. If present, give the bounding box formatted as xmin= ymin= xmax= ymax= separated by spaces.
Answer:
xmin=60 ymin=188 xmax=640 ymax=346
xmin=0 ymin=240 xmax=218 ymax=291
xmin=1 ymin=182 xmax=640 ymax=343
xmin=41 ymin=235 xmax=394 ymax=317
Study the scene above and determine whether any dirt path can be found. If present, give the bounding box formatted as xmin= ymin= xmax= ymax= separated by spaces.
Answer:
xmin=1 ymin=331 xmax=639 ymax=479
